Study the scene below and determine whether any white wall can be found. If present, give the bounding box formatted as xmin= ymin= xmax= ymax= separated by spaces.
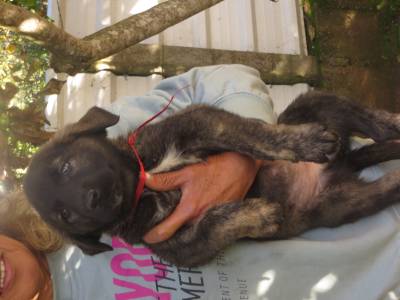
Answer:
xmin=46 ymin=0 xmax=309 ymax=129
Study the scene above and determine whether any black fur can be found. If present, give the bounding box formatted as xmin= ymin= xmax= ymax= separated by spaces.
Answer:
xmin=24 ymin=91 xmax=400 ymax=266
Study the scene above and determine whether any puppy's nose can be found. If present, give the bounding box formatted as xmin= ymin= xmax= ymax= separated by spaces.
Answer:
xmin=87 ymin=189 xmax=100 ymax=210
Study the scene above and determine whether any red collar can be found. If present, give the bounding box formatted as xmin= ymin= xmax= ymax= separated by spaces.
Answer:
xmin=128 ymin=132 xmax=146 ymax=207
xmin=127 ymin=85 xmax=190 ymax=208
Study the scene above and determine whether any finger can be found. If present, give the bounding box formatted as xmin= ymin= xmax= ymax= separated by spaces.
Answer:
xmin=145 ymin=170 xmax=186 ymax=191
xmin=143 ymin=200 xmax=195 ymax=243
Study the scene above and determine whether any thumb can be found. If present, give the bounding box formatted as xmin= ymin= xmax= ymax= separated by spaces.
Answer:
xmin=143 ymin=199 xmax=195 ymax=243
xmin=145 ymin=169 xmax=186 ymax=191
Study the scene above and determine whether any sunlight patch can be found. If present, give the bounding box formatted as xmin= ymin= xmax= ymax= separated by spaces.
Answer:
xmin=150 ymin=66 xmax=164 ymax=75
xmin=95 ymin=62 xmax=114 ymax=71
xmin=101 ymin=16 xmax=111 ymax=26
xmin=0 ymin=182 xmax=5 ymax=195
xmin=257 ymin=270 xmax=276 ymax=296
xmin=388 ymin=291 xmax=399 ymax=300
xmin=307 ymin=273 xmax=337 ymax=300
xmin=19 ymin=18 xmax=41 ymax=33
xmin=75 ymin=259 xmax=82 ymax=269
xmin=129 ymin=0 xmax=158 ymax=15
xmin=66 ymin=246 xmax=76 ymax=261
xmin=344 ymin=11 xmax=356 ymax=29
xmin=313 ymin=273 xmax=337 ymax=293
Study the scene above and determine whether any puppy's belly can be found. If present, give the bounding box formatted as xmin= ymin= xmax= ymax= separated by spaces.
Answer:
xmin=286 ymin=162 xmax=328 ymax=210
xmin=262 ymin=160 xmax=328 ymax=210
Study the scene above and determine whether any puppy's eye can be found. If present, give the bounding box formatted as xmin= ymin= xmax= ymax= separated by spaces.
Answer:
xmin=59 ymin=208 xmax=71 ymax=222
xmin=60 ymin=162 xmax=72 ymax=175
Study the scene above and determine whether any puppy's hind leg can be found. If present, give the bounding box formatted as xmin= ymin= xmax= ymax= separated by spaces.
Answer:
xmin=278 ymin=170 xmax=400 ymax=238
xmin=279 ymin=91 xmax=400 ymax=143
xmin=348 ymin=140 xmax=400 ymax=171
xmin=149 ymin=198 xmax=282 ymax=267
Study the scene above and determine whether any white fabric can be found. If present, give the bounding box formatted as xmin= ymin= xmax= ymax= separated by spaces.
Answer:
xmin=105 ymin=64 xmax=276 ymax=139
xmin=47 ymin=167 xmax=400 ymax=300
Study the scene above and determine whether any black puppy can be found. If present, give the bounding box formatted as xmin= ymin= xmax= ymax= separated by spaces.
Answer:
xmin=24 ymin=91 xmax=400 ymax=267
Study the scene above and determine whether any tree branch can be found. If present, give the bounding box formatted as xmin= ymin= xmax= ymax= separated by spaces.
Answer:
xmin=0 ymin=1 xmax=92 ymax=61
xmin=1 ymin=0 xmax=224 ymax=74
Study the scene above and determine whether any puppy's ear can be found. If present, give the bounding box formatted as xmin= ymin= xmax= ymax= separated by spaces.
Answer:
xmin=64 ymin=107 xmax=120 ymax=138
xmin=71 ymin=234 xmax=114 ymax=255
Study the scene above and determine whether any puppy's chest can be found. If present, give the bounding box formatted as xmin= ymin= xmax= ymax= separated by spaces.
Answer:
xmin=145 ymin=144 xmax=203 ymax=174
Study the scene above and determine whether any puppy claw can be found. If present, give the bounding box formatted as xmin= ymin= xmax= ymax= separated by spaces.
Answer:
xmin=292 ymin=124 xmax=340 ymax=163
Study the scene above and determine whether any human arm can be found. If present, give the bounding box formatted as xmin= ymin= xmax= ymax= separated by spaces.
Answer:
xmin=144 ymin=152 xmax=263 ymax=243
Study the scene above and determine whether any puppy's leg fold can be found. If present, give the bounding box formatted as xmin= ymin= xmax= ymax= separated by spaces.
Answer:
xmin=149 ymin=198 xmax=282 ymax=267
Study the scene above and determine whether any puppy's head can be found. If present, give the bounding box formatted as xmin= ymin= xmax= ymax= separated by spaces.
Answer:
xmin=24 ymin=107 xmax=137 ymax=255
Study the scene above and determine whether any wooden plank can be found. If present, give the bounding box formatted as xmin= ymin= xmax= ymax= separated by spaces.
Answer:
xmin=91 ymin=44 xmax=320 ymax=85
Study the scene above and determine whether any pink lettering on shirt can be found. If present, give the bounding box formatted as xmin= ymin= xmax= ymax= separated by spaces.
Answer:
xmin=113 ymin=278 xmax=171 ymax=300
xmin=110 ymin=237 xmax=172 ymax=299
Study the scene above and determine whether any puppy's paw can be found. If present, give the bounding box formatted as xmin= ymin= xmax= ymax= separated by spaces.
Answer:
xmin=376 ymin=114 xmax=400 ymax=141
xmin=292 ymin=123 xmax=340 ymax=163
xmin=245 ymin=200 xmax=283 ymax=238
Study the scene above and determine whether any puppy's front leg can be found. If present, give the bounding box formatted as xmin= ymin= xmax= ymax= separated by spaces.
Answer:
xmin=148 ymin=198 xmax=282 ymax=267
xmin=140 ymin=105 xmax=338 ymax=164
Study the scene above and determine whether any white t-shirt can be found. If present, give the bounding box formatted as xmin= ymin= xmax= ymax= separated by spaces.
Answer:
xmin=104 ymin=64 xmax=276 ymax=139
xmin=48 ymin=199 xmax=400 ymax=300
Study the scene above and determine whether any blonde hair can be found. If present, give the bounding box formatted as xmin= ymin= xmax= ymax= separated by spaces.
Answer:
xmin=0 ymin=190 xmax=64 ymax=253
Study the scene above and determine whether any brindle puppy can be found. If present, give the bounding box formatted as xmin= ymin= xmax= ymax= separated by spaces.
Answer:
xmin=23 ymin=91 xmax=400 ymax=267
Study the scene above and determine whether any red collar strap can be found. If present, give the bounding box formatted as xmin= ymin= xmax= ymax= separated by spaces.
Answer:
xmin=128 ymin=132 xmax=146 ymax=207
xmin=127 ymin=85 xmax=190 ymax=208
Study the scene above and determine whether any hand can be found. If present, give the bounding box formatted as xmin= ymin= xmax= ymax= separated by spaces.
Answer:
xmin=143 ymin=152 xmax=262 ymax=244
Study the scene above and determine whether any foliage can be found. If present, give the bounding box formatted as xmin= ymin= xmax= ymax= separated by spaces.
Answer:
xmin=0 ymin=0 xmax=49 ymax=194
xmin=5 ymin=0 xmax=47 ymax=12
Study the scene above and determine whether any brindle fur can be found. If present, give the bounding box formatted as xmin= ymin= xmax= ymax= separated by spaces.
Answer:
xmin=24 ymin=91 xmax=400 ymax=267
